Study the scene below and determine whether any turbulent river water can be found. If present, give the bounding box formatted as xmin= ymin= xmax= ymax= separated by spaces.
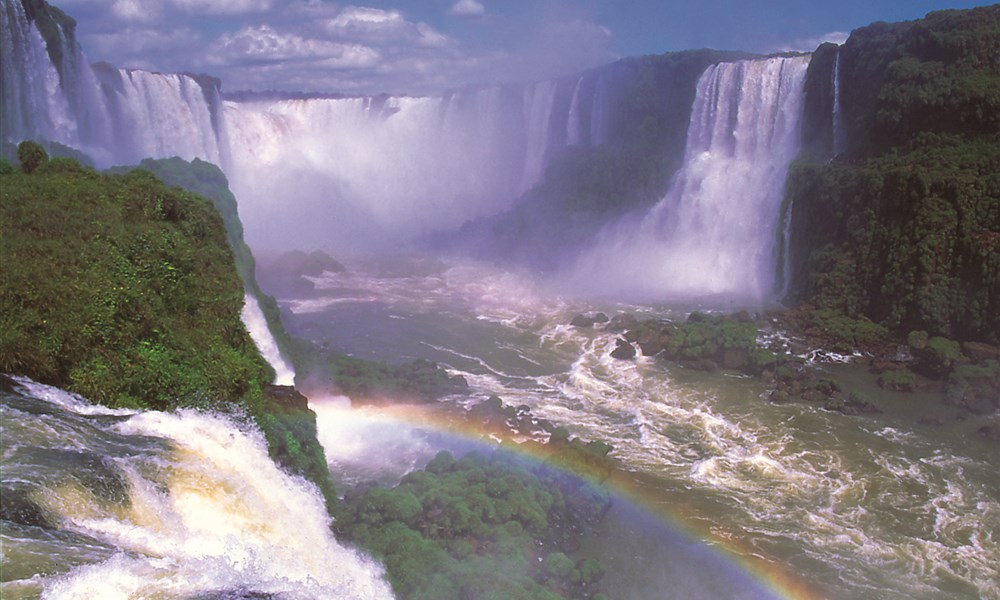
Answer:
xmin=270 ymin=255 xmax=1000 ymax=600
xmin=0 ymin=377 xmax=394 ymax=599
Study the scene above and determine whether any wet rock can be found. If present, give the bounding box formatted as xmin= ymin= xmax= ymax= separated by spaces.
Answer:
xmin=593 ymin=313 xmax=610 ymax=324
xmin=570 ymin=314 xmax=596 ymax=328
xmin=605 ymin=313 xmax=638 ymax=333
xmin=264 ymin=384 xmax=308 ymax=411
xmin=877 ymin=369 xmax=916 ymax=392
xmin=0 ymin=486 xmax=54 ymax=528
xmin=681 ymin=358 xmax=718 ymax=372
xmin=801 ymin=389 xmax=827 ymax=403
xmin=824 ymin=392 xmax=882 ymax=416
xmin=963 ymin=341 xmax=1000 ymax=364
xmin=918 ymin=413 xmax=946 ymax=427
xmin=721 ymin=348 xmax=748 ymax=370
xmin=767 ymin=390 xmax=791 ymax=403
xmin=977 ymin=423 xmax=1000 ymax=442
xmin=610 ymin=338 xmax=636 ymax=360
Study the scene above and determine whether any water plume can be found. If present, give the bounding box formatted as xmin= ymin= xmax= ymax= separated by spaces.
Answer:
xmin=570 ymin=55 xmax=810 ymax=303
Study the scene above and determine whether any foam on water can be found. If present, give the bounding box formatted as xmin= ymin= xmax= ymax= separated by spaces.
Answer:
xmin=2 ymin=379 xmax=394 ymax=600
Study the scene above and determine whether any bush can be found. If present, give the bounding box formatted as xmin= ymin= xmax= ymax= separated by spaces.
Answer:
xmin=16 ymin=140 xmax=48 ymax=174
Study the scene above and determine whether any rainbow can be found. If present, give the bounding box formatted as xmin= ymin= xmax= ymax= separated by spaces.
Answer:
xmin=309 ymin=396 xmax=824 ymax=600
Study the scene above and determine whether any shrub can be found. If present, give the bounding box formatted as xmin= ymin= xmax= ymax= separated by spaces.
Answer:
xmin=16 ymin=140 xmax=48 ymax=174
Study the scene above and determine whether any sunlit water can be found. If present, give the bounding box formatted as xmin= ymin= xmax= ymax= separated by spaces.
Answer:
xmin=270 ymin=256 xmax=1000 ymax=600
xmin=0 ymin=376 xmax=394 ymax=600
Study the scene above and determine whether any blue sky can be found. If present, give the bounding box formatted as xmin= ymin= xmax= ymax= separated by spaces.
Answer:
xmin=53 ymin=0 xmax=996 ymax=95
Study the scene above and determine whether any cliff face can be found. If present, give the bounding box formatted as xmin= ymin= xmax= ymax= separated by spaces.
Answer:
xmin=786 ymin=6 xmax=1000 ymax=342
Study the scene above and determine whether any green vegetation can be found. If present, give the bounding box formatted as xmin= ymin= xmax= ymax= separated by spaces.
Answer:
xmin=16 ymin=140 xmax=48 ymax=174
xmin=0 ymin=155 xmax=272 ymax=409
xmin=326 ymin=354 xmax=468 ymax=403
xmin=338 ymin=449 xmax=611 ymax=600
xmin=623 ymin=311 xmax=776 ymax=373
xmin=877 ymin=369 xmax=917 ymax=392
xmin=109 ymin=157 xmax=296 ymax=368
xmin=0 ymin=149 xmax=338 ymax=505
xmin=787 ymin=6 xmax=1000 ymax=344
xmin=805 ymin=309 xmax=889 ymax=352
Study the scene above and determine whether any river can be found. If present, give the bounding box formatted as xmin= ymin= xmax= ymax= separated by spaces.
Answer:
xmin=267 ymin=254 xmax=1000 ymax=600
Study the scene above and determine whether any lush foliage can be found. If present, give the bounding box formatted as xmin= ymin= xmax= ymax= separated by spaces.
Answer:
xmin=787 ymin=6 xmax=1000 ymax=343
xmin=326 ymin=354 xmax=468 ymax=403
xmin=108 ymin=157 xmax=295 ymax=363
xmin=338 ymin=449 xmax=611 ymax=600
xmin=16 ymin=140 xmax=48 ymax=174
xmin=0 ymin=155 xmax=272 ymax=409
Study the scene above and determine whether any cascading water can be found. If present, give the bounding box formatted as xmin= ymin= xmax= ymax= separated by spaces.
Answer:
xmin=566 ymin=76 xmax=585 ymax=146
xmin=0 ymin=375 xmax=394 ymax=599
xmin=0 ymin=0 xmax=77 ymax=148
xmin=241 ymin=293 xmax=296 ymax=385
xmin=831 ymin=47 xmax=844 ymax=157
xmin=572 ymin=55 xmax=810 ymax=302
xmin=96 ymin=68 xmax=225 ymax=166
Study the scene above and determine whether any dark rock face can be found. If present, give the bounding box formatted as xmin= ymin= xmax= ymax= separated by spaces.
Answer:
xmin=824 ymin=393 xmax=882 ymax=416
xmin=610 ymin=338 xmax=636 ymax=360
xmin=570 ymin=313 xmax=610 ymax=328
xmin=978 ymin=423 xmax=1000 ymax=442
xmin=963 ymin=342 xmax=1000 ymax=364
xmin=605 ymin=313 xmax=638 ymax=333
xmin=263 ymin=384 xmax=308 ymax=411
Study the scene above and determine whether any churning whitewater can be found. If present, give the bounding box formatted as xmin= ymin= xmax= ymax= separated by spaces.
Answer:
xmin=0 ymin=376 xmax=394 ymax=600
xmin=273 ymin=258 xmax=1000 ymax=600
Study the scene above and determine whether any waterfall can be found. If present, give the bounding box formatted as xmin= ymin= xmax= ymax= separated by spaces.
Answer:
xmin=832 ymin=47 xmax=844 ymax=156
xmin=1 ymin=0 xmax=77 ymax=147
xmin=97 ymin=68 xmax=225 ymax=166
xmin=1 ymin=376 xmax=394 ymax=599
xmin=590 ymin=73 xmax=609 ymax=146
xmin=572 ymin=55 xmax=810 ymax=302
xmin=566 ymin=76 xmax=584 ymax=146
xmin=518 ymin=80 xmax=559 ymax=192
xmin=241 ymin=293 xmax=296 ymax=385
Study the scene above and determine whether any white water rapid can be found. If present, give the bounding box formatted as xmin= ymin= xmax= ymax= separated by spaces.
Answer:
xmin=1 ymin=376 xmax=394 ymax=599
xmin=572 ymin=55 xmax=810 ymax=302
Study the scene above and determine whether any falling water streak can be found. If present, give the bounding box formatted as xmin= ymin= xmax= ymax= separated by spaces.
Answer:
xmin=566 ymin=76 xmax=584 ymax=146
xmin=519 ymin=80 xmax=559 ymax=192
xmin=832 ymin=47 xmax=844 ymax=157
xmin=241 ymin=293 xmax=295 ymax=385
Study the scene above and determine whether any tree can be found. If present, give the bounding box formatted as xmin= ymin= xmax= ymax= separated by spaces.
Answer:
xmin=17 ymin=140 xmax=48 ymax=174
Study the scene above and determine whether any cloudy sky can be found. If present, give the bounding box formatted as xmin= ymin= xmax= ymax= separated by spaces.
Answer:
xmin=54 ymin=0 xmax=994 ymax=95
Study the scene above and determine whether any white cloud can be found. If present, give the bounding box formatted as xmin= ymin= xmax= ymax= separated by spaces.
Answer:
xmin=323 ymin=6 xmax=452 ymax=48
xmin=110 ymin=0 xmax=162 ymax=23
xmin=449 ymin=0 xmax=485 ymax=17
xmin=326 ymin=6 xmax=408 ymax=34
xmin=210 ymin=25 xmax=380 ymax=68
xmin=170 ymin=0 xmax=273 ymax=15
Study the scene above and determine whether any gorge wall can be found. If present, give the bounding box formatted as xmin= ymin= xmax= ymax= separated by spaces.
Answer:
xmin=786 ymin=6 xmax=1000 ymax=342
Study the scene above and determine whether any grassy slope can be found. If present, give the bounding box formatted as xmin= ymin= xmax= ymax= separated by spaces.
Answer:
xmin=0 ymin=158 xmax=272 ymax=408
